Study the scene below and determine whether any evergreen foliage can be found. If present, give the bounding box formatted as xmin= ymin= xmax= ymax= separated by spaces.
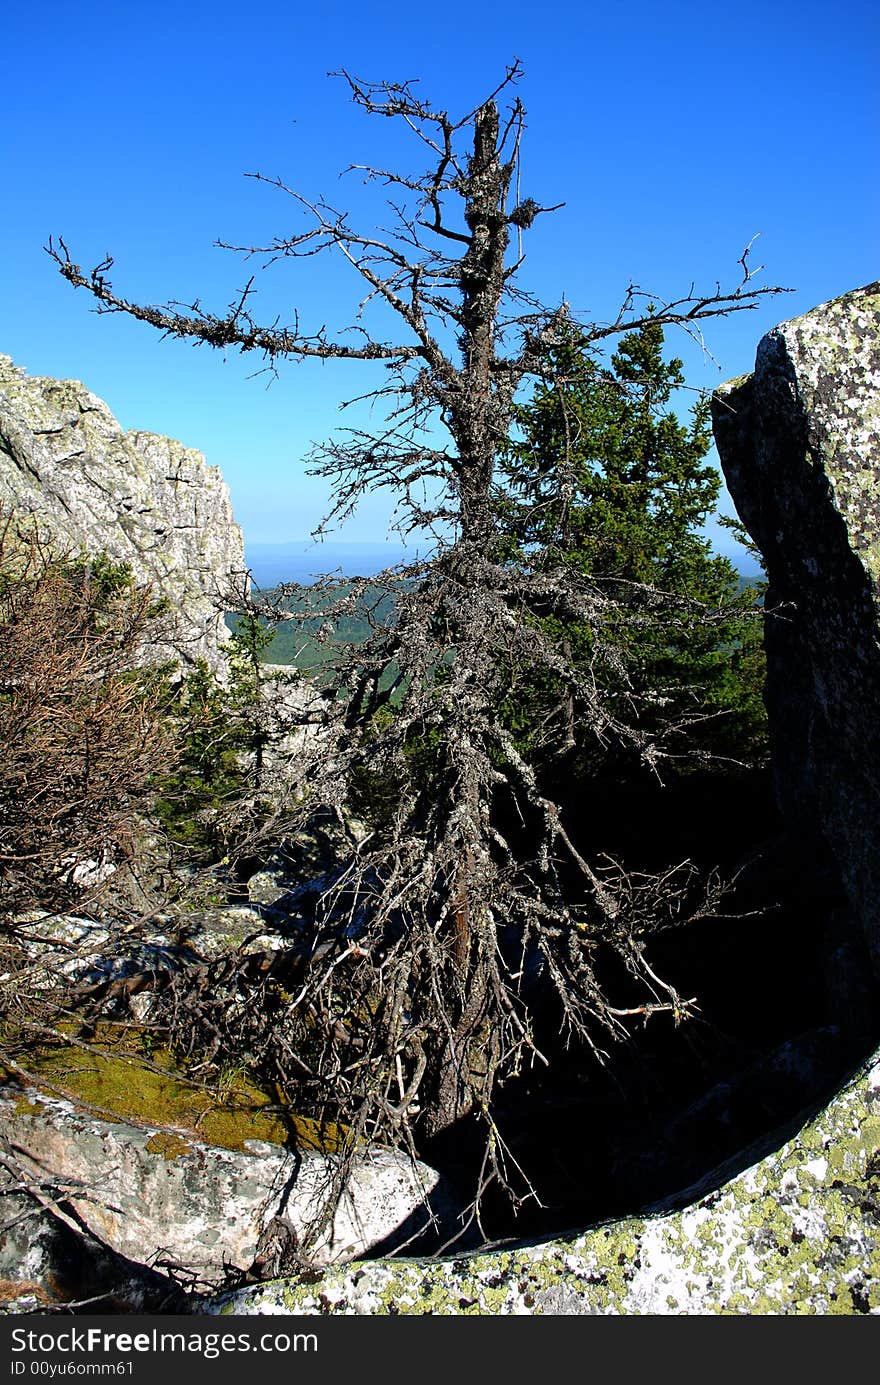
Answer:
xmin=154 ymin=616 xmax=276 ymax=861
xmin=497 ymin=320 xmax=767 ymax=770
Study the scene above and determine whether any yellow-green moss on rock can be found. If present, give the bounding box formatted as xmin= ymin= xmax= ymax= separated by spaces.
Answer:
xmin=18 ymin=1026 xmax=341 ymax=1155
xmin=1 ymin=1072 xmax=446 ymax=1287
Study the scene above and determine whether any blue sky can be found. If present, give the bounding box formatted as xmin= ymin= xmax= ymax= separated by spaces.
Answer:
xmin=2 ymin=0 xmax=877 ymax=561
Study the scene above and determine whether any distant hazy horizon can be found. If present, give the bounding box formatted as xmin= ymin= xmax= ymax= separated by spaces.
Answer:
xmin=245 ymin=538 xmax=417 ymax=589
xmin=245 ymin=536 xmax=763 ymax=590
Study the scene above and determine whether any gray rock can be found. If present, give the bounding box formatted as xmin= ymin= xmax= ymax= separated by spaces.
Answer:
xmin=0 ymin=1189 xmax=185 ymax=1314
xmin=0 ymin=354 xmax=246 ymax=670
xmin=0 ymin=1086 xmax=446 ymax=1291
xmin=0 ymin=1191 xmax=59 ymax=1306
xmin=711 ymin=284 xmax=880 ymax=983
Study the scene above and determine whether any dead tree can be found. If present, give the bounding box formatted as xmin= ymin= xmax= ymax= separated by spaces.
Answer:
xmin=49 ymin=64 xmax=785 ymax=1238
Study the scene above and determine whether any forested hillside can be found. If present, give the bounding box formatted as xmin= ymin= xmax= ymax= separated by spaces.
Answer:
xmin=227 ymin=580 xmax=397 ymax=671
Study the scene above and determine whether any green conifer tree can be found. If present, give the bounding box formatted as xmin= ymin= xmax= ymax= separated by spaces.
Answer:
xmin=497 ymin=319 xmax=766 ymax=771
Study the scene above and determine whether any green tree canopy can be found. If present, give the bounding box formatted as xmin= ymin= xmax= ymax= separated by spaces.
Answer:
xmin=497 ymin=319 xmax=767 ymax=768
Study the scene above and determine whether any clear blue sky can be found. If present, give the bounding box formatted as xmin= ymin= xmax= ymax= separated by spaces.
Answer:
xmin=2 ymin=0 xmax=877 ymax=558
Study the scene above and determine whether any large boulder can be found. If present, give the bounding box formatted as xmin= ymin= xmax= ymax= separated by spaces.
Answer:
xmin=0 ymin=354 xmax=246 ymax=669
xmin=0 ymin=1084 xmax=446 ymax=1295
xmin=711 ymin=284 xmax=880 ymax=982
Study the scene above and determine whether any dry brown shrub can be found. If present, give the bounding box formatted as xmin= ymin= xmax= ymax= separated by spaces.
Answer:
xmin=0 ymin=510 xmax=173 ymax=926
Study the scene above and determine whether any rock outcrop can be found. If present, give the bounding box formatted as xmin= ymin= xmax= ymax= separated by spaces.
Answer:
xmin=0 ymin=354 xmax=246 ymax=669
xmin=204 ymin=1046 xmax=880 ymax=1314
xmin=0 ymin=902 xmax=452 ymax=1305
xmin=711 ymin=284 xmax=880 ymax=983
xmin=0 ymin=1084 xmax=446 ymax=1295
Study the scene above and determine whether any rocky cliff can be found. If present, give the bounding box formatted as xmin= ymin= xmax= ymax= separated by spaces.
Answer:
xmin=0 ymin=354 xmax=246 ymax=669
xmin=711 ymin=284 xmax=880 ymax=984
